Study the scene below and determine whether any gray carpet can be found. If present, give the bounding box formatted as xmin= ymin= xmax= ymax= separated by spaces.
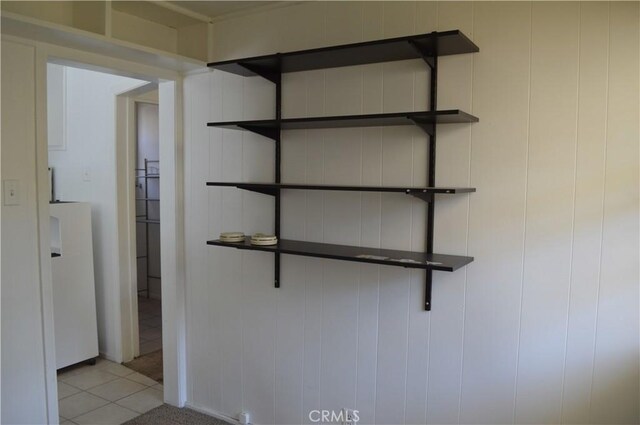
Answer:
xmin=123 ymin=405 xmax=231 ymax=425
xmin=123 ymin=349 xmax=163 ymax=383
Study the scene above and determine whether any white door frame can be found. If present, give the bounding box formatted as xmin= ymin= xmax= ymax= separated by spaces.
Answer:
xmin=157 ymin=80 xmax=187 ymax=406
xmin=28 ymin=37 xmax=188 ymax=421
xmin=115 ymin=82 xmax=159 ymax=363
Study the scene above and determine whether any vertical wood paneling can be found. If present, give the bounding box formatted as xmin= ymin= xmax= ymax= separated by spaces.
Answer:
xmin=282 ymin=72 xmax=307 ymax=119
xmin=375 ymin=267 xmax=410 ymax=425
xmin=305 ymin=70 xmax=326 ymax=118
xmin=184 ymin=73 xmax=196 ymax=404
xmin=461 ymin=2 xmax=531 ymax=424
xmin=207 ymin=72 xmax=225 ymax=413
xmin=355 ymin=264 xmax=380 ymax=425
xmin=363 ymin=66 xmax=384 ymax=115
xmin=382 ymin=1 xmax=416 ymax=37
xmin=216 ymin=247 xmax=244 ymax=416
xmin=319 ymin=262 xmax=359 ymax=414
xmin=381 ymin=127 xmax=417 ymax=185
xmin=363 ymin=2 xmax=383 ymax=42
xmin=278 ymin=1 xmax=326 ymax=53
xmin=361 ymin=129 xmax=383 ymax=249
xmin=241 ymin=251 xmax=277 ymax=424
xmin=561 ymin=3 xmax=609 ymax=423
xmin=304 ymin=131 xmax=325 ymax=243
xmin=302 ymin=258 xmax=323 ymax=425
xmin=275 ymin=257 xmax=306 ymax=424
xmin=516 ymin=3 xmax=580 ymax=423
xmin=184 ymin=2 xmax=640 ymax=424
xmin=185 ymin=72 xmax=215 ymax=408
xmin=416 ymin=2 xmax=437 ymax=34
xmin=242 ymin=76 xmax=275 ymax=121
xmin=325 ymin=67 xmax=363 ymax=116
xmin=382 ymin=60 xmax=423 ymax=113
xmin=590 ymin=2 xmax=640 ymax=424
xmin=404 ymin=270 xmax=430 ymax=425
xmin=325 ymin=2 xmax=363 ymax=46
xmin=217 ymin=69 xmax=245 ymax=418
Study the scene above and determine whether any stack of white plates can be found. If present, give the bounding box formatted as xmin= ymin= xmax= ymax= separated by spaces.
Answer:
xmin=250 ymin=233 xmax=278 ymax=246
xmin=219 ymin=232 xmax=245 ymax=243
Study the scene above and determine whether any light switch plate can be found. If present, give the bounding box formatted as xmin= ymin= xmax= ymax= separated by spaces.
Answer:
xmin=3 ymin=180 xmax=20 ymax=206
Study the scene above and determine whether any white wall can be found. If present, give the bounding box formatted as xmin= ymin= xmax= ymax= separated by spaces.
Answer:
xmin=48 ymin=65 xmax=145 ymax=360
xmin=184 ymin=2 xmax=639 ymax=424
xmin=1 ymin=39 xmax=51 ymax=425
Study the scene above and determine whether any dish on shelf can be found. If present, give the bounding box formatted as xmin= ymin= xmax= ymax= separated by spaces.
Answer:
xmin=250 ymin=233 xmax=278 ymax=246
xmin=219 ymin=232 xmax=246 ymax=243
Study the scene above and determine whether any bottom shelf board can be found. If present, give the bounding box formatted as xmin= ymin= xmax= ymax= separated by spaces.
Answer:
xmin=207 ymin=238 xmax=472 ymax=272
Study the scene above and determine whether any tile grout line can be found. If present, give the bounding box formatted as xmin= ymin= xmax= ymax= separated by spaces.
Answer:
xmin=68 ymin=401 xmax=139 ymax=422
xmin=58 ymin=361 xmax=162 ymax=422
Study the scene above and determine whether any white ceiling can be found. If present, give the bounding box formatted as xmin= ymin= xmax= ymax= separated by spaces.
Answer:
xmin=168 ymin=1 xmax=281 ymax=20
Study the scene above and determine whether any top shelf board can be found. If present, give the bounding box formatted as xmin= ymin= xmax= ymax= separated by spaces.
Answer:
xmin=207 ymin=30 xmax=478 ymax=80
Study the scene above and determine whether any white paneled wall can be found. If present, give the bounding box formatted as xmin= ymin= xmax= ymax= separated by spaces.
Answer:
xmin=184 ymin=2 xmax=639 ymax=424
xmin=1 ymin=39 xmax=50 ymax=425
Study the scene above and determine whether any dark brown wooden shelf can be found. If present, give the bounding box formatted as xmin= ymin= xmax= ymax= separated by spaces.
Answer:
xmin=206 ymin=182 xmax=475 ymax=202
xmin=208 ymin=30 xmax=479 ymax=81
xmin=207 ymin=238 xmax=473 ymax=272
xmin=207 ymin=110 xmax=478 ymax=140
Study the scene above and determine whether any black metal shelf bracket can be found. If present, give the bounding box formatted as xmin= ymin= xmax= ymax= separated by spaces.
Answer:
xmin=410 ymin=119 xmax=435 ymax=137
xmin=237 ymin=124 xmax=279 ymax=141
xmin=244 ymin=186 xmax=278 ymax=196
xmin=407 ymin=190 xmax=434 ymax=203
xmin=238 ymin=61 xmax=280 ymax=84
xmin=408 ymin=34 xmax=437 ymax=69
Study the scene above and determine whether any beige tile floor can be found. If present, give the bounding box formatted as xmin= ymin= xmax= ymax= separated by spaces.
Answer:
xmin=58 ymin=358 xmax=163 ymax=425
xmin=138 ymin=297 xmax=162 ymax=356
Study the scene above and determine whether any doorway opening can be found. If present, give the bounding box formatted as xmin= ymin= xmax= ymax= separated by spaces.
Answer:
xmin=126 ymin=100 xmax=164 ymax=383
xmin=38 ymin=47 xmax=187 ymax=418
xmin=46 ymin=62 xmax=166 ymax=421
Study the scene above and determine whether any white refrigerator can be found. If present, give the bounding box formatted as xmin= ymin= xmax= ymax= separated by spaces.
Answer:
xmin=50 ymin=202 xmax=99 ymax=369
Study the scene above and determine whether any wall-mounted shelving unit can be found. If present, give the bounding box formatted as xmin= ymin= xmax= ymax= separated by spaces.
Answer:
xmin=207 ymin=30 xmax=479 ymax=310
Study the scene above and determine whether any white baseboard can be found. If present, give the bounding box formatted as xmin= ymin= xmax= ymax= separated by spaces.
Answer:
xmin=185 ymin=402 xmax=241 ymax=425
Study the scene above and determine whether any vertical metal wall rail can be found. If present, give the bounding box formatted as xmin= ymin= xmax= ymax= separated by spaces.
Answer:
xmin=274 ymin=56 xmax=282 ymax=288
xmin=240 ymin=57 xmax=283 ymax=288
xmin=425 ymin=34 xmax=439 ymax=311
xmin=408 ymin=33 xmax=439 ymax=310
